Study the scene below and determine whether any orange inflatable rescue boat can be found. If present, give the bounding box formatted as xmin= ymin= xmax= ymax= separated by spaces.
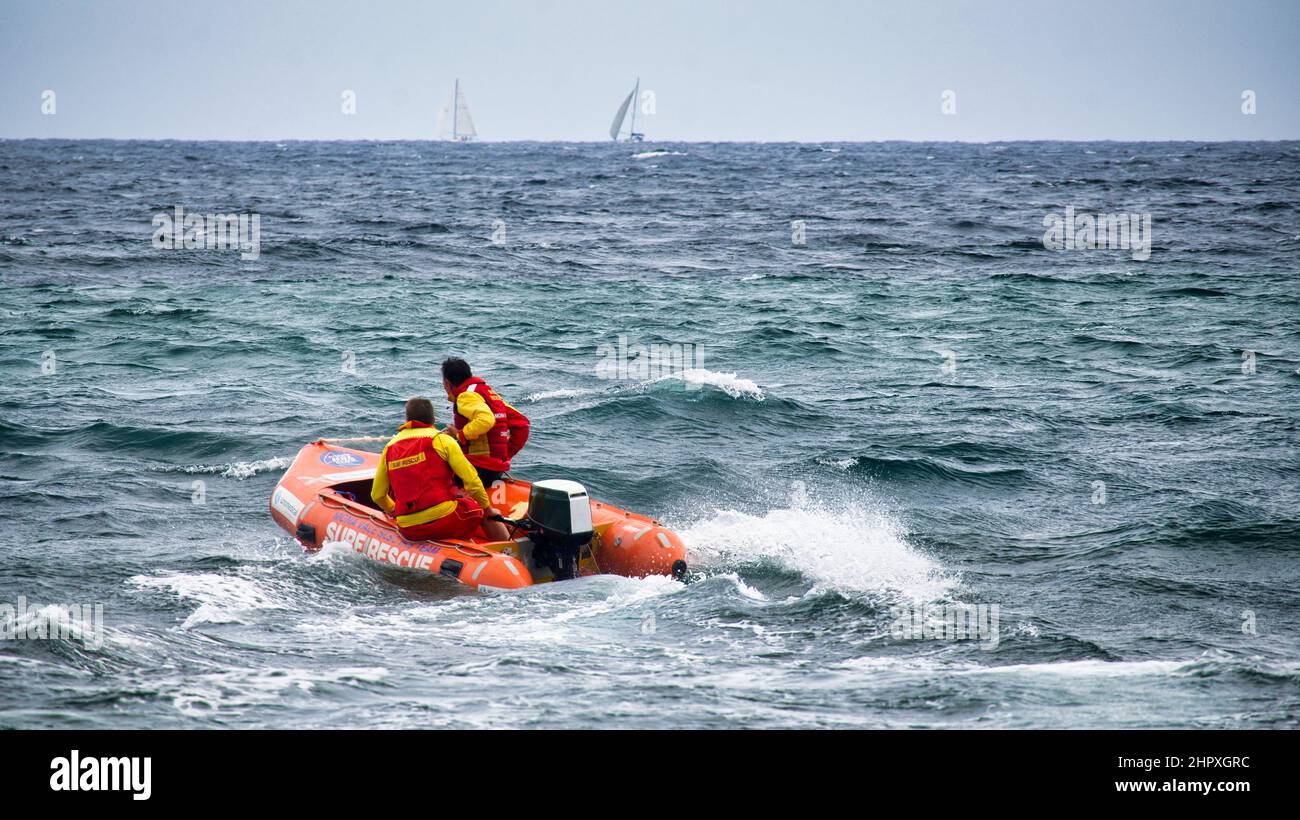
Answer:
xmin=269 ymin=439 xmax=688 ymax=590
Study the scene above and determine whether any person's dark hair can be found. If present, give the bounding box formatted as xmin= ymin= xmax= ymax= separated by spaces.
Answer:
xmin=404 ymin=396 xmax=434 ymax=425
xmin=441 ymin=357 xmax=473 ymax=387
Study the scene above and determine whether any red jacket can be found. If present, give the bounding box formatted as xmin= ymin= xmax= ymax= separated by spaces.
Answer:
xmin=451 ymin=377 xmax=530 ymax=471
xmin=381 ymin=421 xmax=459 ymax=515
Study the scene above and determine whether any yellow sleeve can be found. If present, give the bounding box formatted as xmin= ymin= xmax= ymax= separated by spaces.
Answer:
xmin=370 ymin=445 xmax=395 ymax=514
xmin=435 ymin=433 xmax=491 ymax=509
xmin=456 ymin=391 xmax=496 ymax=442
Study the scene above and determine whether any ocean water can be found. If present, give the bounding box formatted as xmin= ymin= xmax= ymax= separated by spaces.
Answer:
xmin=1 ymin=140 xmax=1298 ymax=728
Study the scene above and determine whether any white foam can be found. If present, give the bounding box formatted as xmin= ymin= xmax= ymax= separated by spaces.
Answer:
xmin=705 ymin=572 xmax=768 ymax=601
xmin=657 ymin=368 xmax=765 ymax=400
xmin=170 ymin=666 xmax=389 ymax=715
xmin=219 ymin=457 xmax=291 ymax=479
xmin=311 ymin=540 xmax=368 ymax=563
xmin=632 ymin=150 xmax=686 ymax=159
xmin=130 ymin=572 xmax=286 ymax=628
xmin=524 ymin=387 xmax=600 ymax=402
xmin=527 ymin=370 xmax=765 ymax=404
xmin=1015 ymin=621 xmax=1041 ymax=638
xmin=964 ymin=659 xmax=1187 ymax=678
xmin=678 ymin=499 xmax=953 ymax=602
xmin=4 ymin=603 xmax=107 ymax=649
xmin=163 ymin=456 xmax=291 ymax=480
xmin=292 ymin=574 xmax=685 ymax=648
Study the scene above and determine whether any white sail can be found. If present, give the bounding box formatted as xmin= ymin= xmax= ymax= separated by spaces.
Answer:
xmin=454 ymin=85 xmax=476 ymax=140
xmin=437 ymin=80 xmax=476 ymax=141
xmin=610 ymin=87 xmax=635 ymax=140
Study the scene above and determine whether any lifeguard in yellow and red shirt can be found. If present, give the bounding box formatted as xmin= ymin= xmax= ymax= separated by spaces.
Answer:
xmin=439 ymin=358 xmax=530 ymax=488
xmin=370 ymin=397 xmax=509 ymax=542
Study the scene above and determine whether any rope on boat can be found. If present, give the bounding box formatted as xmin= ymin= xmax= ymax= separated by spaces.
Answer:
xmin=317 ymin=436 xmax=389 ymax=444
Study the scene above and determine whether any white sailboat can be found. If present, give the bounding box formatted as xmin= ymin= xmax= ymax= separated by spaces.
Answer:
xmin=435 ymin=78 xmax=477 ymax=142
xmin=609 ymin=78 xmax=645 ymax=142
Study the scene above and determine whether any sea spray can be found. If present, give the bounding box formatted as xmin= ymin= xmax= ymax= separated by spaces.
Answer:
xmin=676 ymin=489 xmax=953 ymax=601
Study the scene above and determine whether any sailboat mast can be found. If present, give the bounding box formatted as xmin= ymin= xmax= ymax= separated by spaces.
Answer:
xmin=452 ymin=79 xmax=459 ymax=140
xmin=630 ymin=78 xmax=639 ymax=137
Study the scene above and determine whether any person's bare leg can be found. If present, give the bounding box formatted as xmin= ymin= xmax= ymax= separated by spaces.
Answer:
xmin=482 ymin=509 xmax=510 ymax=542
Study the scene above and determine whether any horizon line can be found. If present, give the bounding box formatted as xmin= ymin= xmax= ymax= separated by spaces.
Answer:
xmin=4 ymin=137 xmax=1299 ymax=145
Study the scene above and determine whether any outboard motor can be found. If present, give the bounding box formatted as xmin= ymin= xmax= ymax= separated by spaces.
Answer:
xmin=521 ymin=479 xmax=593 ymax=580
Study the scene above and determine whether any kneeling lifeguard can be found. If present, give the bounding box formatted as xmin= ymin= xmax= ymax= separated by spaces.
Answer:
xmin=370 ymin=397 xmax=509 ymax=542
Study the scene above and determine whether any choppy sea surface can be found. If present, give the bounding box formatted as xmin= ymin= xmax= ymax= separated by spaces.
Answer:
xmin=1 ymin=140 xmax=1298 ymax=728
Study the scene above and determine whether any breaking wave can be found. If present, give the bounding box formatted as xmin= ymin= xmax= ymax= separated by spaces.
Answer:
xmin=679 ymin=494 xmax=954 ymax=602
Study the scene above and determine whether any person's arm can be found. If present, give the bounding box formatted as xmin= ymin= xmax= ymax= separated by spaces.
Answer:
xmin=455 ymin=391 xmax=496 ymax=443
xmin=370 ymin=446 xmax=395 ymax=514
xmin=504 ymin=402 xmax=529 ymax=459
xmin=435 ymin=433 xmax=491 ymax=509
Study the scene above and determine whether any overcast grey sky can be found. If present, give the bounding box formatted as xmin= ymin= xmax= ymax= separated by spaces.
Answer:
xmin=2 ymin=0 xmax=1297 ymax=141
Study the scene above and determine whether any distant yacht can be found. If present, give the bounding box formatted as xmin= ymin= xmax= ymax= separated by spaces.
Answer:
xmin=435 ymin=79 xmax=477 ymax=142
xmin=609 ymin=78 xmax=645 ymax=142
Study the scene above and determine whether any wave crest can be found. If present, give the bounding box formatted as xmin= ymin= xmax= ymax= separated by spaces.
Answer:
xmin=678 ymin=494 xmax=953 ymax=601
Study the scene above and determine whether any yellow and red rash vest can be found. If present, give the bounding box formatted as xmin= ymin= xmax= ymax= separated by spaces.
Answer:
xmin=451 ymin=376 xmax=514 ymax=471
xmin=383 ymin=421 xmax=459 ymax=515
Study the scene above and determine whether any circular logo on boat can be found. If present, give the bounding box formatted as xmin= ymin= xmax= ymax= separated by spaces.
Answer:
xmin=320 ymin=451 xmax=365 ymax=467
